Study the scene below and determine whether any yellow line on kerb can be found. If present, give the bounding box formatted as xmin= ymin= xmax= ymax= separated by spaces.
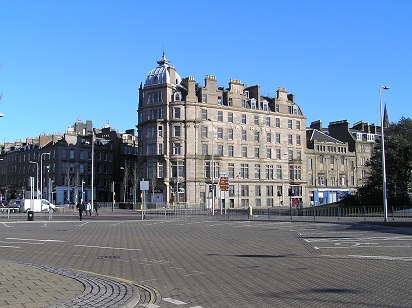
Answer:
xmin=70 ymin=268 xmax=134 ymax=284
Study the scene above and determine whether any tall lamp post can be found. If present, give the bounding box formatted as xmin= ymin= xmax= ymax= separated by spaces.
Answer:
xmin=380 ymin=85 xmax=390 ymax=222
xmin=207 ymin=118 xmax=215 ymax=215
xmin=29 ymin=161 xmax=39 ymax=199
xmin=81 ymin=180 xmax=85 ymax=202
xmin=236 ymin=172 xmax=241 ymax=208
xmin=40 ymin=152 xmax=50 ymax=199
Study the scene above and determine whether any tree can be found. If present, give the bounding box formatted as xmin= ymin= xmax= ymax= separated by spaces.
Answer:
xmin=65 ymin=165 xmax=71 ymax=204
xmin=122 ymin=166 xmax=130 ymax=203
xmin=356 ymin=118 xmax=412 ymax=208
xmin=150 ymin=170 xmax=158 ymax=205
xmin=131 ymin=162 xmax=139 ymax=209
xmin=74 ymin=167 xmax=81 ymax=204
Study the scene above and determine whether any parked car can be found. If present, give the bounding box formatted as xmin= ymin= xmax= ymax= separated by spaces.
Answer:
xmin=7 ymin=199 xmax=22 ymax=212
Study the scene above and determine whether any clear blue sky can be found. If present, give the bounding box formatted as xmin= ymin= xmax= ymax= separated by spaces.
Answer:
xmin=1 ymin=0 xmax=410 ymax=142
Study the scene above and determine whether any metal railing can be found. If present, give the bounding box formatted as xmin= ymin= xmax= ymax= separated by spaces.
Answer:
xmin=1 ymin=205 xmax=411 ymax=222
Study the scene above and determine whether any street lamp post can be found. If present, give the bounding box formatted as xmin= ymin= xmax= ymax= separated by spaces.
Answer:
xmin=207 ymin=118 xmax=215 ymax=215
xmin=81 ymin=180 xmax=85 ymax=202
xmin=281 ymin=153 xmax=288 ymax=206
xmin=40 ymin=152 xmax=50 ymax=199
xmin=380 ymin=85 xmax=390 ymax=222
xmin=29 ymin=161 xmax=39 ymax=199
xmin=237 ymin=172 xmax=241 ymax=208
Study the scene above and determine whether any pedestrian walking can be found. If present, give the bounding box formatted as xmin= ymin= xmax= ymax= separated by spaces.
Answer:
xmin=86 ymin=202 xmax=92 ymax=216
xmin=95 ymin=202 xmax=100 ymax=216
xmin=78 ymin=199 xmax=85 ymax=221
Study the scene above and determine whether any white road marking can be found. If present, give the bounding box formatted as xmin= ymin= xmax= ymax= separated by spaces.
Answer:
xmin=0 ymin=245 xmax=20 ymax=248
xmin=162 ymin=298 xmax=186 ymax=305
xmin=0 ymin=240 xmax=43 ymax=245
xmin=321 ymin=245 xmax=412 ymax=249
xmin=349 ymin=255 xmax=412 ymax=261
xmin=74 ymin=244 xmax=141 ymax=251
xmin=140 ymin=304 xmax=160 ymax=308
xmin=6 ymin=238 xmax=65 ymax=242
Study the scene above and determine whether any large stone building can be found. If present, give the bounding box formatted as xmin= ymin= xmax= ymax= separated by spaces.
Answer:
xmin=138 ymin=54 xmax=307 ymax=209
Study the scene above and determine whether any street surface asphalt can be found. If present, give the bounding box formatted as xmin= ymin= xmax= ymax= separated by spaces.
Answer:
xmin=1 ymin=209 xmax=412 ymax=307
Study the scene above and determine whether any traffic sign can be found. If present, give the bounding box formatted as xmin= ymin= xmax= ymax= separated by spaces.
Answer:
xmin=219 ymin=176 xmax=229 ymax=191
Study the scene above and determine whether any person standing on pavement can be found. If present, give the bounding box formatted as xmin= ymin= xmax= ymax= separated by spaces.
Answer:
xmin=78 ymin=199 xmax=85 ymax=221
xmin=86 ymin=202 xmax=92 ymax=216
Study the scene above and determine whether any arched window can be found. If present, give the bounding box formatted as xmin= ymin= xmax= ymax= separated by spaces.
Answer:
xmin=174 ymin=92 xmax=181 ymax=101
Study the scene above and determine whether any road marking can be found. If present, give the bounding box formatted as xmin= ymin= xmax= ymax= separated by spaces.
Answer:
xmin=163 ymin=298 xmax=186 ymax=305
xmin=74 ymin=244 xmax=141 ymax=251
xmin=0 ymin=245 xmax=20 ymax=248
xmin=1 ymin=240 xmax=43 ymax=245
xmin=6 ymin=238 xmax=65 ymax=242
xmin=141 ymin=304 xmax=160 ymax=308
xmin=349 ymin=255 xmax=412 ymax=262
xmin=317 ymin=245 xmax=412 ymax=249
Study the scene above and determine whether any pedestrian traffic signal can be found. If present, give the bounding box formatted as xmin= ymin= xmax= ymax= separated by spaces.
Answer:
xmin=288 ymin=188 xmax=293 ymax=196
xmin=277 ymin=190 xmax=282 ymax=197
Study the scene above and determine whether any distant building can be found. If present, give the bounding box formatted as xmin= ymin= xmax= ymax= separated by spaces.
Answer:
xmin=0 ymin=120 xmax=138 ymax=204
xmin=306 ymin=120 xmax=381 ymax=206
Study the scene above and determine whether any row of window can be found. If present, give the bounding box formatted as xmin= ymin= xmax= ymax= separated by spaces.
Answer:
xmin=167 ymin=161 xmax=303 ymax=181
xmin=315 ymin=145 xmax=347 ymax=153
xmin=200 ymin=126 xmax=302 ymax=145
xmin=199 ymin=109 xmax=301 ymax=129
xmin=146 ymin=141 xmax=302 ymax=161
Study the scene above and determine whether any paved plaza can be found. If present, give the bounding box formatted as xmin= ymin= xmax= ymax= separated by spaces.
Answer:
xmin=1 ymin=210 xmax=412 ymax=307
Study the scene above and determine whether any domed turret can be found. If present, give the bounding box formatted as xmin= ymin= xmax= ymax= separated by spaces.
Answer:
xmin=144 ymin=54 xmax=181 ymax=87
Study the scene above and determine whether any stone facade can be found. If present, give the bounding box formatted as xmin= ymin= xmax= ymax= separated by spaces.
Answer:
xmin=138 ymin=55 xmax=307 ymax=209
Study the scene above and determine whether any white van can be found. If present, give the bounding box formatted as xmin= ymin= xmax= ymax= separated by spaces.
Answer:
xmin=20 ymin=199 xmax=56 ymax=212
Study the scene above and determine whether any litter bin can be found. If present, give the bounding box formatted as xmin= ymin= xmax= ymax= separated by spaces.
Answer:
xmin=27 ymin=210 xmax=34 ymax=221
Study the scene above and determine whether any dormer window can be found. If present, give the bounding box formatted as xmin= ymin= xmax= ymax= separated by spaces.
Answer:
xmin=250 ymin=98 xmax=257 ymax=110
xmin=174 ymin=92 xmax=181 ymax=101
xmin=262 ymin=100 xmax=269 ymax=111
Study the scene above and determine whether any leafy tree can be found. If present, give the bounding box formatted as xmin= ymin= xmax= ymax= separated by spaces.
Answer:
xmin=356 ymin=117 xmax=412 ymax=208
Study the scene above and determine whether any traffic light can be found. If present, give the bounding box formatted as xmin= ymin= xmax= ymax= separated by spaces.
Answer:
xmin=288 ymin=188 xmax=293 ymax=196
xmin=209 ymin=184 xmax=214 ymax=192
xmin=277 ymin=190 xmax=282 ymax=197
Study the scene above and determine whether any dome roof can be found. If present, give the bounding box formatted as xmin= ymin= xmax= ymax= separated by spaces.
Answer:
xmin=144 ymin=54 xmax=181 ymax=87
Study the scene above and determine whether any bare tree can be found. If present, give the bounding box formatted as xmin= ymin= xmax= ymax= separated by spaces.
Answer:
xmin=122 ymin=166 xmax=130 ymax=203
xmin=74 ymin=167 xmax=81 ymax=204
xmin=65 ymin=165 xmax=71 ymax=205
xmin=131 ymin=162 xmax=139 ymax=210
xmin=150 ymin=170 xmax=158 ymax=206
